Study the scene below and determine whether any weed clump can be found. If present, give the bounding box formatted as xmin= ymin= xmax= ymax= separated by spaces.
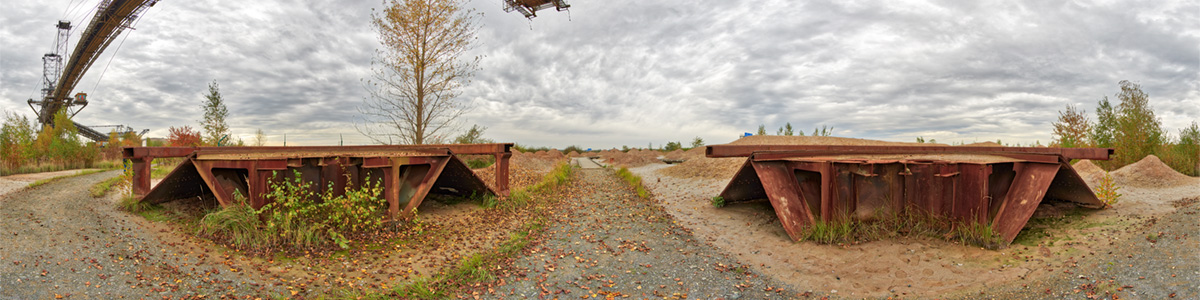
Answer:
xmin=710 ymin=196 xmax=725 ymax=208
xmin=487 ymin=162 xmax=574 ymax=210
xmin=614 ymin=167 xmax=649 ymax=198
xmin=797 ymin=210 xmax=1006 ymax=249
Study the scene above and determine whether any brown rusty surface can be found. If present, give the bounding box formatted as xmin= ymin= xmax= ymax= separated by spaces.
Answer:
xmin=751 ymin=161 xmax=816 ymax=240
xmin=708 ymin=144 xmax=1113 ymax=160
xmin=991 ymin=162 xmax=1061 ymax=243
xmin=124 ymin=144 xmax=510 ymax=222
xmin=123 ymin=144 xmax=512 ymax=159
xmin=711 ymin=144 xmax=1112 ymax=247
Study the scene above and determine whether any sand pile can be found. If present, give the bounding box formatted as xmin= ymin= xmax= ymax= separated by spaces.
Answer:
xmin=960 ymin=141 xmax=1002 ymax=146
xmin=533 ymin=150 xmax=565 ymax=160
xmin=658 ymin=136 xmax=950 ymax=180
xmin=566 ymin=151 xmax=582 ymax=158
xmin=662 ymin=149 xmax=686 ymax=161
xmin=682 ymin=147 xmax=706 ymax=158
xmin=1110 ymin=155 xmax=1198 ymax=188
xmin=1071 ymin=159 xmax=1106 ymax=187
xmin=599 ymin=149 xmax=661 ymax=168
xmin=472 ymin=150 xmax=567 ymax=192
xmin=658 ymin=156 xmax=743 ymax=180
xmin=727 ymin=135 xmax=935 ymax=146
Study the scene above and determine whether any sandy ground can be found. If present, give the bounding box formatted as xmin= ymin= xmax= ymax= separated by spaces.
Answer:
xmin=0 ymin=169 xmax=103 ymax=196
xmin=629 ymin=162 xmax=1200 ymax=298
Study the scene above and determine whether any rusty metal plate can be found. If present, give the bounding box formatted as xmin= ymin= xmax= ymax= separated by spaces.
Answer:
xmin=712 ymin=144 xmax=1112 ymax=247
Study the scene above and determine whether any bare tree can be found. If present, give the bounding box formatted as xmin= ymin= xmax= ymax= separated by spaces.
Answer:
xmin=358 ymin=0 xmax=480 ymax=145
xmin=253 ymin=128 xmax=266 ymax=146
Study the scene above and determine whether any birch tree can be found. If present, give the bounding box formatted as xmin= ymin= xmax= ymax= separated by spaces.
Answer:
xmin=358 ymin=0 xmax=480 ymax=145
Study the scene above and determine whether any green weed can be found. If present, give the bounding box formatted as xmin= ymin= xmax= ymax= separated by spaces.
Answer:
xmin=200 ymin=194 xmax=271 ymax=249
xmin=27 ymin=169 xmax=107 ymax=188
xmin=614 ymin=167 xmax=649 ymax=198
xmin=489 ymin=162 xmax=574 ymax=211
xmin=118 ymin=195 xmax=156 ymax=213
xmin=711 ymin=196 xmax=726 ymax=208
xmin=90 ymin=175 xmax=124 ymax=197
xmin=383 ymin=218 xmax=546 ymax=299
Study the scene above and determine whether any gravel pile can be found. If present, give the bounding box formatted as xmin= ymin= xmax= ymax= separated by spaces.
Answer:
xmin=487 ymin=169 xmax=795 ymax=299
xmin=598 ymin=149 xmax=661 ymax=168
xmin=474 ymin=151 xmax=566 ymax=192
xmin=1111 ymin=155 xmax=1198 ymax=188
xmin=1073 ymin=159 xmax=1107 ymax=187
xmin=726 ymin=135 xmax=933 ymax=146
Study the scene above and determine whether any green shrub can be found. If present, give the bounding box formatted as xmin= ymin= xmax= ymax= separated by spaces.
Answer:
xmin=711 ymin=196 xmax=725 ymax=208
xmin=1097 ymin=172 xmax=1121 ymax=207
xmin=197 ymin=170 xmax=389 ymax=251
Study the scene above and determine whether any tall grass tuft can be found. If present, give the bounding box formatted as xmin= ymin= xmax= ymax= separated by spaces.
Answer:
xmin=614 ymin=167 xmax=649 ymax=198
xmin=200 ymin=194 xmax=272 ymax=249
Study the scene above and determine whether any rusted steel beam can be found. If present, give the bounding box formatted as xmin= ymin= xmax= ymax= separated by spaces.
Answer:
xmin=124 ymin=144 xmax=510 ymax=223
xmin=716 ymin=147 xmax=1111 ymax=247
xmin=123 ymin=144 xmax=513 ymax=159
xmin=707 ymin=145 xmax=1112 ymax=161
xmin=123 ymin=144 xmax=514 ymax=202
xmin=991 ymin=162 xmax=1061 ymax=243
xmin=122 ymin=147 xmax=196 ymax=159
xmin=751 ymin=161 xmax=817 ymax=240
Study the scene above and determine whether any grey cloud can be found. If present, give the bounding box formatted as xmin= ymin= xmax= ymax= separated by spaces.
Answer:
xmin=3 ymin=0 xmax=1197 ymax=148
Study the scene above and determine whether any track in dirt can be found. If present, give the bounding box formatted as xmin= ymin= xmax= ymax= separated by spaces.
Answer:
xmin=0 ymin=170 xmax=273 ymax=298
xmin=487 ymin=168 xmax=796 ymax=299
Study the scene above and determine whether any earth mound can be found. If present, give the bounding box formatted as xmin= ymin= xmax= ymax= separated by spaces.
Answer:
xmin=727 ymin=135 xmax=935 ymax=146
xmin=1071 ymin=159 xmax=1106 ymax=187
xmin=600 ymin=149 xmax=661 ymax=168
xmin=1110 ymin=155 xmax=1197 ymax=188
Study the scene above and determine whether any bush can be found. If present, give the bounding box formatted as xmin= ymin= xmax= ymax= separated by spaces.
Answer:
xmin=1 ymin=110 xmax=107 ymax=175
xmin=1096 ymin=172 xmax=1121 ymax=207
xmin=198 ymin=171 xmax=389 ymax=251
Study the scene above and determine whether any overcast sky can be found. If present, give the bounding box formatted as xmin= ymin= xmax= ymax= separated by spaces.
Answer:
xmin=2 ymin=0 xmax=1197 ymax=148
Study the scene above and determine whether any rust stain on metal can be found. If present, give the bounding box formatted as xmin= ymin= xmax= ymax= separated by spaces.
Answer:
xmin=122 ymin=144 xmax=513 ymax=222
xmin=708 ymin=144 xmax=1113 ymax=246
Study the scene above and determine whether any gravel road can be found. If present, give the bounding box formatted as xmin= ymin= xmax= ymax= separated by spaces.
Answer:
xmin=486 ymin=168 xmax=797 ymax=299
xmin=0 ymin=170 xmax=277 ymax=299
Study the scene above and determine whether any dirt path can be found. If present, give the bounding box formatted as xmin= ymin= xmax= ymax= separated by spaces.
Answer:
xmin=571 ymin=157 xmax=605 ymax=169
xmin=488 ymin=168 xmax=797 ymax=299
xmin=0 ymin=170 xmax=279 ymax=299
xmin=0 ymin=169 xmax=104 ymax=196
xmin=958 ymin=197 xmax=1200 ymax=299
xmin=629 ymin=164 xmax=1020 ymax=298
